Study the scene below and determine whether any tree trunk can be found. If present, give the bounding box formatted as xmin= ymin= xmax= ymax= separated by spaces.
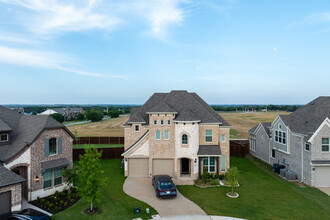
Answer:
xmin=232 ymin=186 xmax=234 ymax=194
xmin=90 ymin=201 xmax=93 ymax=211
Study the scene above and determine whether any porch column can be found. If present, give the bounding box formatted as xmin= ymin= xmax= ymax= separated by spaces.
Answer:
xmin=216 ymin=157 xmax=219 ymax=175
xmin=199 ymin=157 xmax=203 ymax=177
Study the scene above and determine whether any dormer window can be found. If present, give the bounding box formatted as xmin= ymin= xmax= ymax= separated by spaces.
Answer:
xmin=161 ymin=120 xmax=164 ymax=125
xmin=0 ymin=134 xmax=8 ymax=142
xmin=135 ymin=125 xmax=139 ymax=131
xmin=167 ymin=120 xmax=171 ymax=125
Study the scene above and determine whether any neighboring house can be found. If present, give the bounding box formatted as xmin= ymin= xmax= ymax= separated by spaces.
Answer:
xmin=0 ymin=106 xmax=74 ymax=215
xmin=122 ymin=90 xmax=231 ymax=181
xmin=248 ymin=97 xmax=330 ymax=187
xmin=40 ymin=107 xmax=85 ymax=121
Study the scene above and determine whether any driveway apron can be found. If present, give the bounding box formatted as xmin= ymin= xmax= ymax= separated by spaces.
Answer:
xmin=123 ymin=177 xmax=206 ymax=217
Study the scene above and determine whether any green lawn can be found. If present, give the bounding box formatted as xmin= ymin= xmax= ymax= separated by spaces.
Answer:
xmin=178 ymin=156 xmax=330 ymax=220
xmin=72 ymin=144 xmax=124 ymax=149
xmin=52 ymin=159 xmax=157 ymax=220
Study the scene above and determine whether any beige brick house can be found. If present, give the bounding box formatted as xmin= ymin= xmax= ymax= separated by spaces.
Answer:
xmin=122 ymin=90 xmax=230 ymax=182
xmin=0 ymin=106 xmax=74 ymax=215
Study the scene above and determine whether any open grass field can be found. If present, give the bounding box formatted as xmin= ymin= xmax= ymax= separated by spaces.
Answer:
xmin=67 ymin=112 xmax=290 ymax=139
xmin=52 ymin=159 xmax=157 ymax=220
xmin=178 ymin=156 xmax=330 ymax=220
xmin=220 ymin=111 xmax=290 ymax=139
xmin=67 ymin=116 xmax=129 ymax=137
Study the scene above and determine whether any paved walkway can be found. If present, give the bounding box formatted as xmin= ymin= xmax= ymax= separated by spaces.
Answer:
xmin=124 ymin=177 xmax=206 ymax=217
xmin=22 ymin=199 xmax=52 ymax=216
xmin=318 ymin=187 xmax=330 ymax=196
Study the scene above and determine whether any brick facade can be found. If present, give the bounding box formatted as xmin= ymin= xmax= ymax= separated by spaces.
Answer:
xmin=0 ymin=183 xmax=22 ymax=211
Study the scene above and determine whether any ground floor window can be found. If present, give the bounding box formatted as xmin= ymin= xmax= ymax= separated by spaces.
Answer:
xmin=221 ymin=155 xmax=226 ymax=172
xmin=271 ymin=149 xmax=275 ymax=158
xmin=203 ymin=157 xmax=215 ymax=173
xmin=43 ymin=168 xmax=63 ymax=189
xmin=43 ymin=170 xmax=52 ymax=188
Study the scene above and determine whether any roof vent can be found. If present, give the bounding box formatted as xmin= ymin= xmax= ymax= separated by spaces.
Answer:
xmin=311 ymin=102 xmax=315 ymax=105
xmin=305 ymin=121 xmax=308 ymax=124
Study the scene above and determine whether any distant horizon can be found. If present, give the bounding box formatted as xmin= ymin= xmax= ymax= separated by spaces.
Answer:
xmin=2 ymin=103 xmax=304 ymax=106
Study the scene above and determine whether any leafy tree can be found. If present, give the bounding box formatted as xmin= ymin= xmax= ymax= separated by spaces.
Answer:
xmin=62 ymin=166 xmax=80 ymax=190
xmin=51 ymin=113 xmax=64 ymax=123
xmin=77 ymin=146 xmax=107 ymax=211
xmin=108 ymin=110 xmax=121 ymax=118
xmin=226 ymin=166 xmax=239 ymax=195
xmin=76 ymin=113 xmax=85 ymax=121
xmin=85 ymin=110 xmax=103 ymax=122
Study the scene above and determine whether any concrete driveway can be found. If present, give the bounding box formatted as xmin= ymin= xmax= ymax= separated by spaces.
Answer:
xmin=123 ymin=177 xmax=206 ymax=217
xmin=318 ymin=187 xmax=330 ymax=196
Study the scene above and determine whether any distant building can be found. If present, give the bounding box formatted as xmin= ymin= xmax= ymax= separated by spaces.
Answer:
xmin=40 ymin=108 xmax=85 ymax=121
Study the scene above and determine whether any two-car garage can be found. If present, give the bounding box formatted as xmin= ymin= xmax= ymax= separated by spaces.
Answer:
xmin=127 ymin=158 xmax=174 ymax=177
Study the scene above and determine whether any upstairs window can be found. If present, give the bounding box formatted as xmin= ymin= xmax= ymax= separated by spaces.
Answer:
xmin=167 ymin=120 xmax=171 ymax=125
xmin=156 ymin=131 xmax=161 ymax=140
xmin=154 ymin=120 xmax=157 ymax=125
xmin=275 ymin=130 xmax=286 ymax=144
xmin=221 ymin=134 xmax=226 ymax=142
xmin=161 ymin=120 xmax=164 ymax=125
xmin=49 ymin=138 xmax=57 ymax=156
xmin=164 ymin=130 xmax=170 ymax=140
xmin=322 ymin=138 xmax=329 ymax=152
xmin=182 ymin=134 xmax=188 ymax=144
xmin=205 ymin=130 xmax=213 ymax=142
xmin=305 ymin=143 xmax=310 ymax=151
xmin=135 ymin=125 xmax=139 ymax=131
xmin=0 ymin=134 xmax=8 ymax=142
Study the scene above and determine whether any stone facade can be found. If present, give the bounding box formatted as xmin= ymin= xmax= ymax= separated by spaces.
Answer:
xmin=124 ymin=124 xmax=148 ymax=150
xmin=0 ymin=183 xmax=22 ymax=211
xmin=30 ymin=129 xmax=73 ymax=200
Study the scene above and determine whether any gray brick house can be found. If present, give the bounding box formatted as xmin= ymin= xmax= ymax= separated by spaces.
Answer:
xmin=249 ymin=97 xmax=330 ymax=187
xmin=0 ymin=106 xmax=74 ymax=215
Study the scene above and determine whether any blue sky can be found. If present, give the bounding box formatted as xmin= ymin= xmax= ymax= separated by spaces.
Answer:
xmin=1 ymin=0 xmax=330 ymax=105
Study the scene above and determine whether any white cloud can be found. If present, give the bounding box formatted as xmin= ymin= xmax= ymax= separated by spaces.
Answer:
xmin=0 ymin=0 xmax=120 ymax=36
xmin=0 ymin=46 xmax=128 ymax=79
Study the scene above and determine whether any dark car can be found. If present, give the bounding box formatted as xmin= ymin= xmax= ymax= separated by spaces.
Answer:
xmin=152 ymin=175 xmax=177 ymax=199
xmin=2 ymin=208 xmax=51 ymax=220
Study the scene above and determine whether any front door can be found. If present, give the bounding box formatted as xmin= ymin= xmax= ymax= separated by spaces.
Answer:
xmin=11 ymin=166 xmax=28 ymax=200
xmin=181 ymin=158 xmax=190 ymax=174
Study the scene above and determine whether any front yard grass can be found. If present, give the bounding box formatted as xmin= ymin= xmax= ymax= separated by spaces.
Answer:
xmin=178 ymin=156 xmax=330 ymax=220
xmin=52 ymin=159 xmax=157 ymax=220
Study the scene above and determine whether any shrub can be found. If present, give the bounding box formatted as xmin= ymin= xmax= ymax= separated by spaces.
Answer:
xmin=60 ymin=192 xmax=66 ymax=197
xmin=49 ymin=203 xmax=54 ymax=209
xmin=45 ymin=201 xmax=49 ymax=206
xmin=54 ymin=207 xmax=58 ymax=213
xmin=219 ymin=174 xmax=225 ymax=180
xmin=70 ymin=199 xmax=74 ymax=203
xmin=40 ymin=198 xmax=45 ymax=204
xmin=64 ymin=202 xmax=68 ymax=207
xmin=211 ymin=179 xmax=219 ymax=186
xmin=194 ymin=179 xmax=203 ymax=185
xmin=60 ymin=200 xmax=64 ymax=205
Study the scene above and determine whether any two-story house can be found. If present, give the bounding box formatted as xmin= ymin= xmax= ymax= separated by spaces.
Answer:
xmin=248 ymin=97 xmax=330 ymax=187
xmin=122 ymin=90 xmax=230 ymax=182
xmin=0 ymin=106 xmax=74 ymax=215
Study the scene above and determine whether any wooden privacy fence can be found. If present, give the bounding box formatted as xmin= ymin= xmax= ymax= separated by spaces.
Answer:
xmin=230 ymin=139 xmax=250 ymax=157
xmin=73 ymin=147 xmax=124 ymax=160
xmin=73 ymin=136 xmax=124 ymax=145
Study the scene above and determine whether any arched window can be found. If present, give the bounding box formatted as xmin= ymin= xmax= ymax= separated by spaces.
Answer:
xmin=182 ymin=134 xmax=188 ymax=144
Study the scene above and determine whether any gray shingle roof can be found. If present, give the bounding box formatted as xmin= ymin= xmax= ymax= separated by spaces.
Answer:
xmin=0 ymin=165 xmax=25 ymax=187
xmin=279 ymin=96 xmax=330 ymax=136
xmin=41 ymin=158 xmax=69 ymax=172
xmin=0 ymin=118 xmax=12 ymax=132
xmin=126 ymin=90 xmax=230 ymax=126
xmin=174 ymin=109 xmax=200 ymax=122
xmin=148 ymin=102 xmax=177 ymax=113
xmin=51 ymin=108 xmax=66 ymax=114
xmin=0 ymin=106 xmax=75 ymax=163
xmin=197 ymin=145 xmax=221 ymax=155
xmin=249 ymin=122 xmax=272 ymax=137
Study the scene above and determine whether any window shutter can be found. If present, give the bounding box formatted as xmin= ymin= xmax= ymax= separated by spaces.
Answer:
xmin=221 ymin=155 xmax=226 ymax=172
xmin=44 ymin=139 xmax=49 ymax=157
xmin=58 ymin=137 xmax=62 ymax=154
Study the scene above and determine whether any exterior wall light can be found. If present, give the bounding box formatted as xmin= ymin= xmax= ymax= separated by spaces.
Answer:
xmin=194 ymin=159 xmax=197 ymax=163
xmin=35 ymin=175 xmax=39 ymax=182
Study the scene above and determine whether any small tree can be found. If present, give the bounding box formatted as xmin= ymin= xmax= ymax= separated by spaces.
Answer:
xmin=86 ymin=110 xmax=103 ymax=122
xmin=77 ymin=146 xmax=107 ymax=211
xmin=226 ymin=166 xmax=239 ymax=195
xmin=62 ymin=166 xmax=80 ymax=190
xmin=51 ymin=113 xmax=64 ymax=123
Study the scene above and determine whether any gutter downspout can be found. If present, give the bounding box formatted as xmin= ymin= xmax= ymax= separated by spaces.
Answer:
xmin=301 ymin=136 xmax=304 ymax=183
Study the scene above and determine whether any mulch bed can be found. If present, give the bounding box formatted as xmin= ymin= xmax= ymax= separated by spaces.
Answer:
xmin=84 ymin=207 xmax=102 ymax=215
xmin=31 ymin=188 xmax=81 ymax=214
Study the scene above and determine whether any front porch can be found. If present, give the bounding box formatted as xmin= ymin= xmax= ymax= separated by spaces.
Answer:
xmin=197 ymin=145 xmax=227 ymax=176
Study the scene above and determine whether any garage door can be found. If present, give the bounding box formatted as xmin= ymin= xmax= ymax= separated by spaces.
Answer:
xmin=152 ymin=159 xmax=174 ymax=176
xmin=128 ymin=158 xmax=149 ymax=177
xmin=0 ymin=191 xmax=11 ymax=216
xmin=315 ymin=166 xmax=330 ymax=187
